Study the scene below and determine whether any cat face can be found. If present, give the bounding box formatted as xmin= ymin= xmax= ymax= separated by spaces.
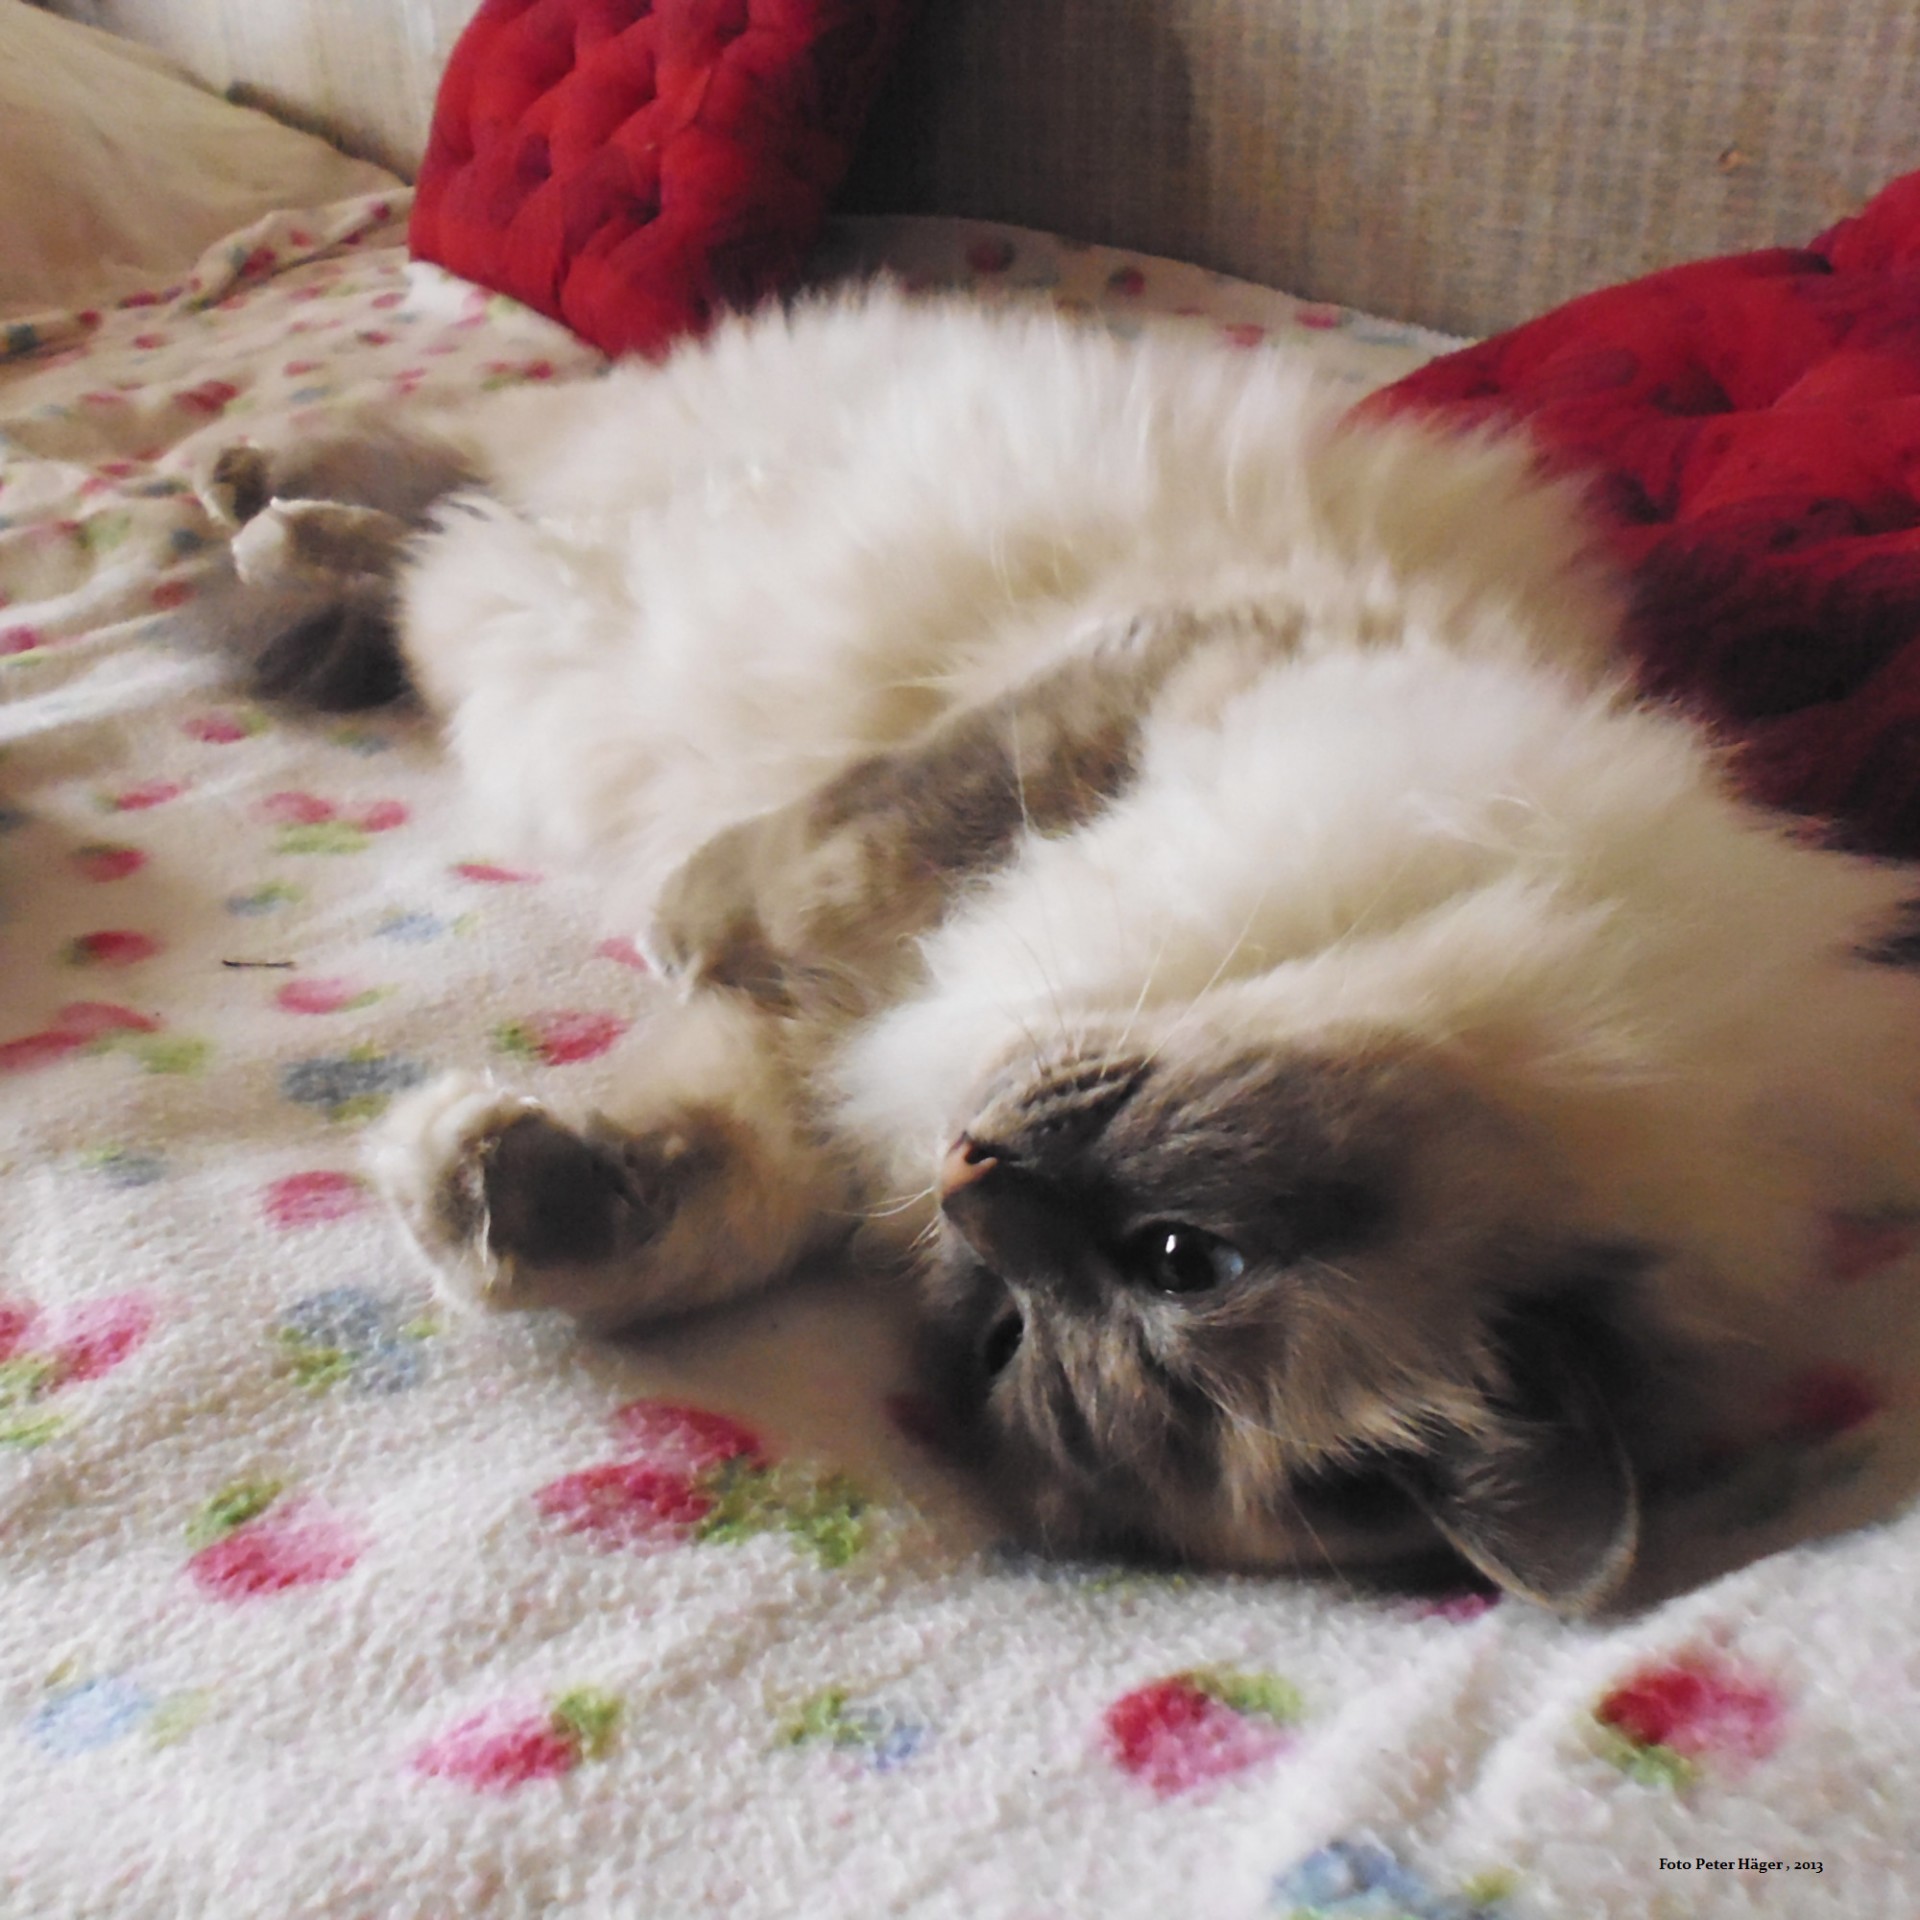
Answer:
xmin=916 ymin=1014 xmax=1650 ymax=1611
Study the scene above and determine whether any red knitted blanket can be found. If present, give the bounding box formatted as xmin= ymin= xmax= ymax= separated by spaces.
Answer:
xmin=1373 ymin=171 xmax=1920 ymax=860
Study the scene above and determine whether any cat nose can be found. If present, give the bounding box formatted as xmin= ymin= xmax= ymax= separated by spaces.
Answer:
xmin=938 ymin=1135 xmax=1001 ymax=1201
xmin=939 ymin=1144 xmax=1087 ymax=1288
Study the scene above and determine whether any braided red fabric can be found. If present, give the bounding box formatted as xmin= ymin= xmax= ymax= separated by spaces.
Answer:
xmin=1372 ymin=170 xmax=1920 ymax=860
xmin=409 ymin=0 xmax=911 ymax=361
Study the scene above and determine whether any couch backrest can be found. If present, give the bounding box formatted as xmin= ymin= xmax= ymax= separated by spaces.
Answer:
xmin=40 ymin=0 xmax=1920 ymax=334
xmin=847 ymin=0 xmax=1920 ymax=333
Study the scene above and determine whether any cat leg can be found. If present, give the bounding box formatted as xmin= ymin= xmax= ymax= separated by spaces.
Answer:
xmin=649 ymin=609 xmax=1227 ymax=1013
xmin=195 ymin=426 xmax=479 ymax=710
xmin=369 ymin=991 xmax=850 ymax=1330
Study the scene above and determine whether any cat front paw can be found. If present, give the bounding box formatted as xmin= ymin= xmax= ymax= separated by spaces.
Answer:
xmin=368 ymin=1071 xmax=548 ymax=1312
xmin=369 ymin=1071 xmax=687 ymax=1322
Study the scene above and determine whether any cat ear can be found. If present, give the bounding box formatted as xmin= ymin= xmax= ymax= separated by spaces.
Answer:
xmin=1396 ymin=1305 xmax=1640 ymax=1614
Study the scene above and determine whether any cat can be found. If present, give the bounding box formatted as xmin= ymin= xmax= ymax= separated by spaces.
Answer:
xmin=203 ymin=287 xmax=1920 ymax=1613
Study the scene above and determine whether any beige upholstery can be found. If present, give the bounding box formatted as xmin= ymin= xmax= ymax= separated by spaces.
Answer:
xmin=847 ymin=0 xmax=1920 ymax=333
xmin=39 ymin=0 xmax=1920 ymax=334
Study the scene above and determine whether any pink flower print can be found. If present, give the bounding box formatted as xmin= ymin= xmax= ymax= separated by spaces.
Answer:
xmin=413 ymin=1689 xmax=620 ymax=1793
xmin=46 ymin=1290 xmax=155 ymax=1382
xmin=0 ymin=1001 xmax=160 ymax=1074
xmin=283 ymin=359 xmax=324 ymax=377
xmin=1105 ymin=266 xmax=1147 ymax=297
xmin=1293 ymin=303 xmax=1351 ymax=330
xmin=183 ymin=709 xmax=267 ymax=744
xmin=173 ymin=379 xmax=240 ymax=417
xmin=274 ymin=976 xmax=384 ymax=1017
xmin=0 ymin=1032 xmax=84 ymax=1073
xmin=0 ymin=1301 xmax=39 ymax=1361
xmin=1220 ymin=323 xmax=1268 ymax=349
xmin=63 ymin=929 xmax=160 ymax=968
xmin=452 ymin=860 xmax=540 ymax=884
xmin=1415 ymin=1588 xmax=1501 ymax=1623
xmin=56 ymin=1002 xmax=163 ymax=1043
xmin=594 ymin=935 xmax=650 ymax=971
xmin=69 ymin=843 xmax=147 ymax=882
xmin=104 ymin=779 xmax=185 ymax=812
xmin=261 ymin=790 xmax=336 ymax=826
xmin=608 ymin=1400 xmax=765 ymax=1474
xmin=1 ymin=625 xmax=45 ymax=655
xmin=262 ymin=1170 xmax=370 ymax=1229
xmin=184 ymin=1481 xmax=362 ymax=1599
xmin=494 ymin=1010 xmax=630 ymax=1066
xmin=1594 ymin=1651 xmax=1785 ymax=1787
xmin=539 ymin=1398 xmax=867 ymax=1565
xmin=535 ymin=1461 xmax=716 ymax=1549
xmin=262 ymin=791 xmax=408 ymax=853
xmin=0 ymin=1290 xmax=156 ymax=1446
xmin=150 ymin=580 xmax=196 ymax=611
xmin=46 ymin=1294 xmax=157 ymax=1382
xmin=1103 ymin=1669 xmax=1302 ymax=1797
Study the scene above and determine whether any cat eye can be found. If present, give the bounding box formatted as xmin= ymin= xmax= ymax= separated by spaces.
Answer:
xmin=1126 ymin=1223 xmax=1246 ymax=1295
xmin=978 ymin=1309 xmax=1025 ymax=1382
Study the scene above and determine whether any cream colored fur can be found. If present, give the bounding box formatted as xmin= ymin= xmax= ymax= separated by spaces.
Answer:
xmin=384 ymin=287 xmax=1920 ymax=1440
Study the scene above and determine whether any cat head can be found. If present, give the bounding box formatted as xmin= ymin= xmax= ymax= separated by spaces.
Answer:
xmin=852 ymin=625 xmax=1920 ymax=1615
xmin=915 ymin=1014 xmax=1661 ymax=1612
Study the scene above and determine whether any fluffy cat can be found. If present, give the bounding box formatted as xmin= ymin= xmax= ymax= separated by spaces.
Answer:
xmin=206 ymin=288 xmax=1920 ymax=1613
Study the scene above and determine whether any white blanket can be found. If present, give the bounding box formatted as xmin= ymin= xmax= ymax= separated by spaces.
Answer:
xmin=2 ymin=197 xmax=1914 ymax=1918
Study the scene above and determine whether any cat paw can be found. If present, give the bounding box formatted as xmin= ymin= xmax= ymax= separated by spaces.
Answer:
xmin=370 ymin=1072 xmax=679 ymax=1317
xmin=203 ymin=443 xmax=273 ymax=527
xmin=229 ymin=498 xmax=413 ymax=590
xmin=368 ymin=1072 xmax=548 ymax=1312
xmin=249 ymin=594 xmax=409 ymax=711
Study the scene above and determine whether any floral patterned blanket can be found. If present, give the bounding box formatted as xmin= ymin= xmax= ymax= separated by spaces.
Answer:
xmin=2 ymin=198 xmax=1914 ymax=1919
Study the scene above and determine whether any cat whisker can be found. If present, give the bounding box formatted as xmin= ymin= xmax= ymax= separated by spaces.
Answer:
xmin=857 ymin=1180 xmax=941 ymax=1223
xmin=1134 ymin=869 xmax=1281 ymax=1075
xmin=1112 ymin=908 xmax=1179 ymax=1058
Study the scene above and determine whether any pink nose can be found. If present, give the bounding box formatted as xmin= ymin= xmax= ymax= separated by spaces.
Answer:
xmin=938 ymin=1136 xmax=999 ymax=1202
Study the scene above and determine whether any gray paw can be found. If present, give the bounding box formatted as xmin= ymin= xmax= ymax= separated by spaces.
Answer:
xmin=206 ymin=443 xmax=273 ymax=527
xmin=371 ymin=1073 xmax=719 ymax=1321
xmin=478 ymin=1111 xmax=671 ymax=1270
xmin=251 ymin=596 xmax=407 ymax=711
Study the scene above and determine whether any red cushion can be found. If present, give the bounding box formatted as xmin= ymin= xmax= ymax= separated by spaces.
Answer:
xmin=410 ymin=0 xmax=911 ymax=360
xmin=1371 ymin=169 xmax=1920 ymax=861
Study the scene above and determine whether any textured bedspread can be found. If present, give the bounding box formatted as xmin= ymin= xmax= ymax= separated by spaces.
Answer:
xmin=3 ymin=199 xmax=1916 ymax=1919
